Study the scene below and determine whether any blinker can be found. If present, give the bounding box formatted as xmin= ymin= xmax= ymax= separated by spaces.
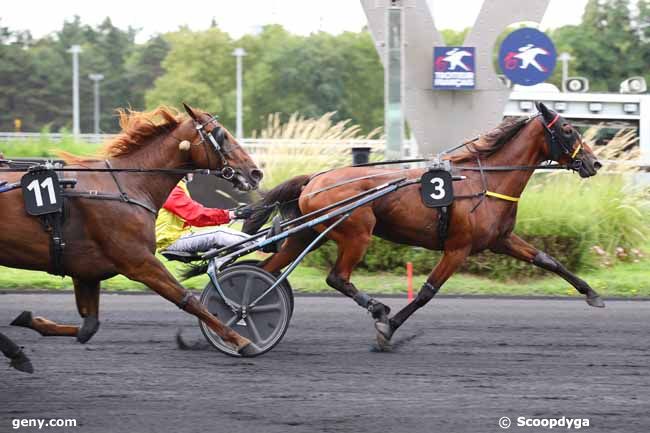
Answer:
xmin=210 ymin=127 xmax=226 ymax=148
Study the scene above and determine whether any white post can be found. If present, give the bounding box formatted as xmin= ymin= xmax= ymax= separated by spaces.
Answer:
xmin=68 ymin=45 xmax=83 ymax=136
xmin=232 ymin=48 xmax=247 ymax=140
xmin=559 ymin=52 xmax=572 ymax=92
xmin=88 ymin=73 xmax=104 ymax=135
xmin=384 ymin=2 xmax=404 ymax=160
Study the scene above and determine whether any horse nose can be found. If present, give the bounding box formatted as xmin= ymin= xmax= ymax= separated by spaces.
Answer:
xmin=250 ymin=169 xmax=264 ymax=182
xmin=593 ymin=161 xmax=602 ymax=171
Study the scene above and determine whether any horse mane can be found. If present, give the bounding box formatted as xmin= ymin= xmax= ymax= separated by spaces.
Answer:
xmin=61 ymin=106 xmax=186 ymax=164
xmin=447 ymin=116 xmax=530 ymax=163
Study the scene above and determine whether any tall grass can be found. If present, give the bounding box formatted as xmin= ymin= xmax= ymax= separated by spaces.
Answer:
xmin=252 ymin=112 xmax=382 ymax=188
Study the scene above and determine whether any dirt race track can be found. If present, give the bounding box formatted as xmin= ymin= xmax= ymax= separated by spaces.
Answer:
xmin=1 ymin=293 xmax=648 ymax=433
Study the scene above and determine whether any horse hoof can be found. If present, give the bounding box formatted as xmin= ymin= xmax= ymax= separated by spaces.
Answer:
xmin=77 ymin=316 xmax=100 ymax=344
xmin=375 ymin=328 xmax=393 ymax=352
xmin=10 ymin=311 xmax=33 ymax=328
xmin=9 ymin=350 xmax=34 ymax=374
xmin=238 ymin=342 xmax=263 ymax=357
xmin=375 ymin=321 xmax=394 ymax=340
xmin=586 ymin=295 xmax=605 ymax=308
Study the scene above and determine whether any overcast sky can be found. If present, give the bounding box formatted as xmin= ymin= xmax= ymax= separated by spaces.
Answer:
xmin=3 ymin=0 xmax=588 ymax=42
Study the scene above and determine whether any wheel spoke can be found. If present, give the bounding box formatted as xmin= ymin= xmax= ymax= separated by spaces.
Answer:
xmin=241 ymin=274 xmax=254 ymax=307
xmin=224 ymin=314 xmax=240 ymax=328
xmin=250 ymin=303 xmax=282 ymax=313
xmin=245 ymin=316 xmax=264 ymax=343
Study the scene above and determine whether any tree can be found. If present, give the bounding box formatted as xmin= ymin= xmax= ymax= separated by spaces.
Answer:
xmin=551 ymin=0 xmax=648 ymax=91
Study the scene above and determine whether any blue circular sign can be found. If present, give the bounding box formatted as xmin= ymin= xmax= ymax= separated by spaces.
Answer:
xmin=498 ymin=28 xmax=557 ymax=86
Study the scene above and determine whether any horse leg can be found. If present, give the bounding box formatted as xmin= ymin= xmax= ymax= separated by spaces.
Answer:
xmin=492 ymin=233 xmax=605 ymax=307
xmin=261 ymin=231 xmax=318 ymax=272
xmin=117 ymin=254 xmax=259 ymax=356
xmin=324 ymin=213 xmax=391 ymax=324
xmin=0 ymin=332 xmax=33 ymax=373
xmin=375 ymin=246 xmax=470 ymax=347
xmin=10 ymin=278 xmax=99 ymax=342
xmin=73 ymin=279 xmax=101 ymax=343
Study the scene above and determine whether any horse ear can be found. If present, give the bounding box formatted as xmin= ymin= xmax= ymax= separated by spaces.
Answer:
xmin=182 ymin=102 xmax=198 ymax=120
xmin=535 ymin=101 xmax=552 ymax=120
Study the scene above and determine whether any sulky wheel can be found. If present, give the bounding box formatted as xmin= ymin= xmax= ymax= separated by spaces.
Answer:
xmin=199 ymin=264 xmax=293 ymax=357
xmin=233 ymin=259 xmax=294 ymax=314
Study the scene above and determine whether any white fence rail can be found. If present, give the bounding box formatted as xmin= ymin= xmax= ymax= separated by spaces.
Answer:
xmin=0 ymin=133 xmax=420 ymax=158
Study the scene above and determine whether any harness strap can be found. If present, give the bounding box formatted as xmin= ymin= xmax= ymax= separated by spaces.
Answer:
xmin=97 ymin=160 xmax=157 ymax=214
xmin=546 ymin=113 xmax=560 ymax=129
xmin=62 ymin=191 xmax=158 ymax=215
xmin=485 ymin=191 xmax=520 ymax=202
xmin=571 ymin=142 xmax=583 ymax=159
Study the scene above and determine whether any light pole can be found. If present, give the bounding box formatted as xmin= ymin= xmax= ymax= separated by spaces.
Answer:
xmin=232 ymin=47 xmax=247 ymax=140
xmin=88 ymin=74 xmax=104 ymax=135
xmin=559 ymin=52 xmax=572 ymax=92
xmin=68 ymin=45 xmax=83 ymax=136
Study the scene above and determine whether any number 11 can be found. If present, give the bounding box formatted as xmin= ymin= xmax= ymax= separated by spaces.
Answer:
xmin=27 ymin=177 xmax=57 ymax=207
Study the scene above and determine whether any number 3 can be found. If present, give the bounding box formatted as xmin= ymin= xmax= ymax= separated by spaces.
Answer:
xmin=429 ymin=177 xmax=446 ymax=200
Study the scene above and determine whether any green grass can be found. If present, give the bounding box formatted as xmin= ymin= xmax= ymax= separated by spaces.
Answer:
xmin=2 ymin=135 xmax=101 ymax=158
xmin=1 ymin=256 xmax=648 ymax=298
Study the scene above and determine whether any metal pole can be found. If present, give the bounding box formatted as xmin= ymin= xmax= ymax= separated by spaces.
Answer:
xmin=88 ymin=74 xmax=104 ymax=135
xmin=559 ymin=52 xmax=571 ymax=92
xmin=385 ymin=3 xmax=404 ymax=160
xmin=232 ymin=48 xmax=247 ymax=140
xmin=68 ymin=45 xmax=83 ymax=136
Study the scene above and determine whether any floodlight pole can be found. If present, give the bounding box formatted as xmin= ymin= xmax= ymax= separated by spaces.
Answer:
xmin=233 ymin=48 xmax=247 ymax=140
xmin=88 ymin=73 xmax=104 ymax=135
xmin=68 ymin=45 xmax=83 ymax=136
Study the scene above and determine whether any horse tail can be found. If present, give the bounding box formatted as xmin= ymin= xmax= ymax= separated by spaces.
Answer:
xmin=179 ymin=261 xmax=208 ymax=281
xmin=242 ymin=174 xmax=310 ymax=234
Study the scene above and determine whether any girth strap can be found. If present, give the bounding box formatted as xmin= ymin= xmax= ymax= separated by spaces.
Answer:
xmin=41 ymin=212 xmax=66 ymax=277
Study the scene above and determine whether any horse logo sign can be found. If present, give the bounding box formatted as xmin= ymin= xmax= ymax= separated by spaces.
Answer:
xmin=433 ymin=46 xmax=475 ymax=90
xmin=499 ymin=28 xmax=557 ymax=86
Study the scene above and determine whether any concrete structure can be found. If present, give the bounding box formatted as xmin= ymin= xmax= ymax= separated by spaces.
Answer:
xmin=361 ymin=0 xmax=550 ymax=156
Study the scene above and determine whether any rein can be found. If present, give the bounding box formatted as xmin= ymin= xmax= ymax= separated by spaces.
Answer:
xmin=252 ymin=113 xmax=587 ymax=213
xmin=0 ymin=162 xmax=229 ymax=176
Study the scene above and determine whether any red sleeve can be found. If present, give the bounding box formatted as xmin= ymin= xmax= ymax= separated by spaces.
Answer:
xmin=162 ymin=186 xmax=231 ymax=227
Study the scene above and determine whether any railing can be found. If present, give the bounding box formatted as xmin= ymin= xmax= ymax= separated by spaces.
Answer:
xmin=0 ymin=133 xmax=419 ymax=158
xmin=2 ymin=133 xmax=648 ymax=167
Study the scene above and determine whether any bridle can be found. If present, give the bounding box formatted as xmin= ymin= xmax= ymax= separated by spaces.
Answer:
xmin=538 ymin=112 xmax=583 ymax=168
xmin=193 ymin=115 xmax=236 ymax=181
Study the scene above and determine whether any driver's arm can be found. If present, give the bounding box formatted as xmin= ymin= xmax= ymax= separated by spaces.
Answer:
xmin=162 ymin=185 xmax=231 ymax=227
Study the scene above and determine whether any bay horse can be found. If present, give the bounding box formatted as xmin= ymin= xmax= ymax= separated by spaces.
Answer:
xmin=243 ymin=102 xmax=603 ymax=349
xmin=1 ymin=104 xmax=265 ymax=372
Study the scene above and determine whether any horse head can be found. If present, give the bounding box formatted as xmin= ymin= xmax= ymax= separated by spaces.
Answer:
xmin=181 ymin=103 xmax=263 ymax=191
xmin=535 ymin=102 xmax=601 ymax=178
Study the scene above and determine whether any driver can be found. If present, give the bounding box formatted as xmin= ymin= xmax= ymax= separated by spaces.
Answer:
xmin=156 ymin=174 xmax=253 ymax=254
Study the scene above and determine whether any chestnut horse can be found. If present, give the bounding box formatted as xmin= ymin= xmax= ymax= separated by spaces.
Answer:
xmin=243 ymin=102 xmax=603 ymax=349
xmin=1 ymin=104 xmax=265 ymax=372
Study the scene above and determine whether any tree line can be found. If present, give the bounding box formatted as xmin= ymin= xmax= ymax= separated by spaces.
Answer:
xmin=1 ymin=0 xmax=648 ymax=134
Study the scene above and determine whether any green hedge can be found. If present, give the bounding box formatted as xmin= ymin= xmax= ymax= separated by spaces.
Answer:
xmin=302 ymin=235 xmax=585 ymax=279
xmin=304 ymin=173 xmax=650 ymax=279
